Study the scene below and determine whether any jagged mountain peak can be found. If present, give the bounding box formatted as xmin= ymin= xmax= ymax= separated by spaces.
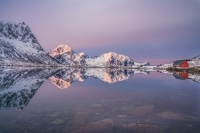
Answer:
xmin=192 ymin=55 xmax=200 ymax=60
xmin=0 ymin=21 xmax=41 ymax=48
xmin=0 ymin=21 xmax=59 ymax=65
xmin=48 ymin=44 xmax=87 ymax=65
xmin=48 ymin=44 xmax=135 ymax=67
xmin=85 ymin=51 xmax=134 ymax=67
xmin=101 ymin=52 xmax=130 ymax=60
xmin=49 ymin=44 xmax=73 ymax=57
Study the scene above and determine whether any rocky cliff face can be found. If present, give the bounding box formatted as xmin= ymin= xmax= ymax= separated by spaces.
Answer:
xmin=48 ymin=44 xmax=88 ymax=66
xmin=0 ymin=21 xmax=41 ymax=49
xmin=0 ymin=21 xmax=58 ymax=65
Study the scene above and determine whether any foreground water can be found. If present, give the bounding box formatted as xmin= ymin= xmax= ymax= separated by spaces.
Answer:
xmin=0 ymin=67 xmax=200 ymax=133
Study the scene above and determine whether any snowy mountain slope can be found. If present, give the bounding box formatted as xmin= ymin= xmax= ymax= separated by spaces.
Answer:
xmin=192 ymin=55 xmax=200 ymax=60
xmin=49 ymin=45 xmax=135 ymax=67
xmin=188 ymin=55 xmax=200 ymax=67
xmin=48 ymin=44 xmax=88 ymax=66
xmin=0 ymin=21 xmax=42 ymax=49
xmin=0 ymin=21 xmax=58 ymax=65
xmin=85 ymin=52 xmax=134 ymax=67
xmin=0 ymin=67 xmax=59 ymax=110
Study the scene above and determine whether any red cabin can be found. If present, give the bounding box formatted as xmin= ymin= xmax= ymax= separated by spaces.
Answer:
xmin=173 ymin=60 xmax=189 ymax=68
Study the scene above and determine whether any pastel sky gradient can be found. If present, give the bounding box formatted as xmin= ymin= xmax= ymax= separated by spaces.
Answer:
xmin=1 ymin=0 xmax=200 ymax=64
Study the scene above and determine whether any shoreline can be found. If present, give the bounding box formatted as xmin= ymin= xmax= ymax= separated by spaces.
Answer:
xmin=1 ymin=64 xmax=200 ymax=71
xmin=167 ymin=67 xmax=200 ymax=73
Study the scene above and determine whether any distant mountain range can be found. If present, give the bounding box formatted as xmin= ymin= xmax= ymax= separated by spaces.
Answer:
xmin=0 ymin=21 xmax=200 ymax=110
xmin=48 ymin=44 xmax=136 ymax=67
xmin=0 ymin=21 xmax=149 ymax=67
xmin=0 ymin=21 xmax=199 ymax=68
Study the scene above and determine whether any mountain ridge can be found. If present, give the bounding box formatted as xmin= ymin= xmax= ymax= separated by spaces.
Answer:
xmin=48 ymin=44 xmax=139 ymax=67
xmin=0 ymin=21 xmax=199 ymax=68
xmin=0 ymin=21 xmax=59 ymax=65
xmin=48 ymin=44 xmax=88 ymax=66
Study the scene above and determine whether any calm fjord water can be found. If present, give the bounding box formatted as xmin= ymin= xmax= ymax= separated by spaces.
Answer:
xmin=0 ymin=68 xmax=200 ymax=133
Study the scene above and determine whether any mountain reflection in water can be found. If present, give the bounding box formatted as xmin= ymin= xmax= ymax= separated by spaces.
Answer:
xmin=0 ymin=67 xmax=200 ymax=110
xmin=0 ymin=67 xmax=200 ymax=133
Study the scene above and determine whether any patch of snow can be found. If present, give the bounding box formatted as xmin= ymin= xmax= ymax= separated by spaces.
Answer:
xmin=2 ymin=37 xmax=43 ymax=55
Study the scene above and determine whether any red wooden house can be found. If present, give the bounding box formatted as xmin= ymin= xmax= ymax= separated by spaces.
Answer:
xmin=173 ymin=60 xmax=189 ymax=68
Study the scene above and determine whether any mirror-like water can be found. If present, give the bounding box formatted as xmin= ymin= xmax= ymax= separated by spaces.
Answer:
xmin=0 ymin=67 xmax=200 ymax=133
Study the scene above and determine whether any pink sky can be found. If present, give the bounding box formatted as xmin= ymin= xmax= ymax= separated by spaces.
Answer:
xmin=0 ymin=0 xmax=200 ymax=64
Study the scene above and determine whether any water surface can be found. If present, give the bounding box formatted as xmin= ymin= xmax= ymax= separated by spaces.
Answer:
xmin=0 ymin=68 xmax=200 ymax=133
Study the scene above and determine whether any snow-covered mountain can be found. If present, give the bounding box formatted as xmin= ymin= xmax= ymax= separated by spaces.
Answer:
xmin=0 ymin=21 xmax=58 ymax=65
xmin=188 ymin=55 xmax=200 ymax=67
xmin=48 ymin=44 xmax=88 ymax=66
xmin=49 ymin=45 xmax=134 ymax=67
xmin=85 ymin=52 xmax=134 ymax=67
xmin=0 ymin=21 xmax=139 ymax=67
xmin=192 ymin=55 xmax=200 ymax=60
xmin=0 ymin=67 xmax=59 ymax=110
